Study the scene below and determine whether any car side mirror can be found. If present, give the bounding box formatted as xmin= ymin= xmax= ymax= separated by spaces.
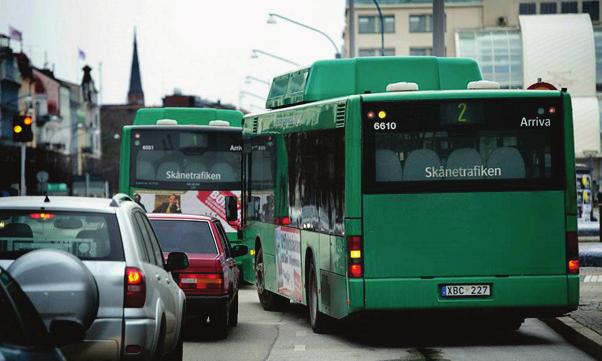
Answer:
xmin=230 ymin=245 xmax=248 ymax=258
xmin=166 ymin=252 xmax=189 ymax=272
xmin=49 ymin=318 xmax=86 ymax=347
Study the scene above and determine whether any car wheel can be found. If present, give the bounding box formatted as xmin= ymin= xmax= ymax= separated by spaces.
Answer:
xmin=229 ymin=292 xmax=239 ymax=327
xmin=255 ymin=247 xmax=289 ymax=311
xmin=163 ymin=321 xmax=184 ymax=361
xmin=308 ymin=261 xmax=331 ymax=334
xmin=152 ymin=319 xmax=166 ymax=361
xmin=212 ymin=301 xmax=230 ymax=339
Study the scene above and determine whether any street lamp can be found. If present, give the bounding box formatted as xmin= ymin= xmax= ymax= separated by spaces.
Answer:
xmin=245 ymin=76 xmax=271 ymax=86
xmin=240 ymin=90 xmax=267 ymax=101
xmin=251 ymin=49 xmax=300 ymax=66
xmin=267 ymin=13 xmax=341 ymax=58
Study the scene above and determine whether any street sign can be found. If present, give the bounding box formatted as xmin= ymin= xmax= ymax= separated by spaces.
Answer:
xmin=47 ymin=183 xmax=68 ymax=192
xmin=36 ymin=170 xmax=49 ymax=183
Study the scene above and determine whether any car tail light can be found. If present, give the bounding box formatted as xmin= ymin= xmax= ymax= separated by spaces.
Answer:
xmin=347 ymin=236 xmax=363 ymax=278
xmin=566 ymin=231 xmax=579 ymax=274
xmin=29 ymin=212 xmax=55 ymax=220
xmin=178 ymin=273 xmax=224 ymax=295
xmin=124 ymin=267 xmax=146 ymax=308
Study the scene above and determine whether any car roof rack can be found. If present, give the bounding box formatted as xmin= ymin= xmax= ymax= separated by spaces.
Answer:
xmin=110 ymin=193 xmax=133 ymax=207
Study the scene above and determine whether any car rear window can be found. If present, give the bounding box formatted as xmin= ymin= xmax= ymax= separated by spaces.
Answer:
xmin=0 ymin=211 xmax=124 ymax=261
xmin=150 ymin=219 xmax=217 ymax=254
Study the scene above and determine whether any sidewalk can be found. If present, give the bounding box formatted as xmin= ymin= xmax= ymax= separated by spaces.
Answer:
xmin=544 ymin=267 xmax=602 ymax=359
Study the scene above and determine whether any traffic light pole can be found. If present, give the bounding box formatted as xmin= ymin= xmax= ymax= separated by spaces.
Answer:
xmin=20 ymin=143 xmax=26 ymax=196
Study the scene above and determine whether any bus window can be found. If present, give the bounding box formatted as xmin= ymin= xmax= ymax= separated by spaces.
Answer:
xmin=130 ymin=128 xmax=241 ymax=191
xmin=363 ymin=98 xmax=563 ymax=193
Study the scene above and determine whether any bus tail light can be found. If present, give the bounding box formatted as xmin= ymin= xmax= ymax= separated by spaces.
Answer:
xmin=274 ymin=216 xmax=291 ymax=226
xmin=124 ymin=267 xmax=146 ymax=308
xmin=566 ymin=231 xmax=579 ymax=274
xmin=347 ymin=236 xmax=363 ymax=278
xmin=178 ymin=273 xmax=224 ymax=295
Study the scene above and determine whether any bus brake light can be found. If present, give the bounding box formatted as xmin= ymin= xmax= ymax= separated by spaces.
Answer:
xmin=347 ymin=236 xmax=363 ymax=278
xmin=349 ymin=264 xmax=363 ymax=278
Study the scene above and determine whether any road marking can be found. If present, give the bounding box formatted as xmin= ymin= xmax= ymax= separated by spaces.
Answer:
xmin=583 ymin=275 xmax=602 ymax=283
xmin=294 ymin=345 xmax=306 ymax=352
xmin=295 ymin=330 xmax=307 ymax=337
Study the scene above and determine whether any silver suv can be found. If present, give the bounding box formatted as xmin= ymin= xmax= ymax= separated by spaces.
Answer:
xmin=0 ymin=195 xmax=188 ymax=361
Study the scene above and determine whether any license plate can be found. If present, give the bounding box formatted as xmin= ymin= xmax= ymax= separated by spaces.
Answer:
xmin=441 ymin=284 xmax=491 ymax=297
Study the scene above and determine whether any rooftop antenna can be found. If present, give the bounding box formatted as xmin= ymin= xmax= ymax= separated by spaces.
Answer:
xmin=44 ymin=193 xmax=50 ymax=203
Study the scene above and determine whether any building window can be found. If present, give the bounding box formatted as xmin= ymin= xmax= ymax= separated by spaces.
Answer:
xmin=358 ymin=48 xmax=395 ymax=56
xmin=457 ymin=29 xmax=523 ymax=89
xmin=358 ymin=15 xmax=395 ymax=34
xmin=409 ymin=14 xmax=433 ymax=33
xmin=410 ymin=47 xmax=433 ymax=56
xmin=561 ymin=1 xmax=578 ymax=13
xmin=519 ymin=3 xmax=537 ymax=14
xmin=540 ymin=2 xmax=557 ymax=14
xmin=584 ymin=1 xmax=600 ymax=21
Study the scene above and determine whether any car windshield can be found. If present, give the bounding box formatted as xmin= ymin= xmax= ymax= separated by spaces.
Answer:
xmin=150 ymin=219 xmax=217 ymax=254
xmin=0 ymin=211 xmax=124 ymax=261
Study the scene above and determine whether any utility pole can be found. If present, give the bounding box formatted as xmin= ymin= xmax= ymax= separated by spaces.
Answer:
xmin=20 ymin=144 xmax=26 ymax=195
xmin=433 ymin=0 xmax=446 ymax=57
xmin=348 ymin=0 xmax=355 ymax=57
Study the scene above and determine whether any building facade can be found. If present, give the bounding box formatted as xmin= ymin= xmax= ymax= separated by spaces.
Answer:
xmin=344 ymin=0 xmax=600 ymax=57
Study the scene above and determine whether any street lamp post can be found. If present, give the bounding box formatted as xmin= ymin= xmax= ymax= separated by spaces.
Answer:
xmin=245 ymin=76 xmax=271 ymax=86
xmin=372 ymin=0 xmax=385 ymax=56
xmin=240 ymin=91 xmax=267 ymax=101
xmin=251 ymin=49 xmax=300 ymax=66
xmin=267 ymin=13 xmax=341 ymax=58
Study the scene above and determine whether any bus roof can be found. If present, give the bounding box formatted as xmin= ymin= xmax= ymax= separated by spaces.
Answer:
xmin=133 ymin=107 xmax=243 ymax=126
xmin=266 ymin=57 xmax=482 ymax=109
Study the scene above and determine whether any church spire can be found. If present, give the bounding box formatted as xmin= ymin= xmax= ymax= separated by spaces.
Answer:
xmin=127 ymin=28 xmax=144 ymax=105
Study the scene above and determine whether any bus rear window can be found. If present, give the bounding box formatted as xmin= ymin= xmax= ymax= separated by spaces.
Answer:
xmin=131 ymin=128 xmax=241 ymax=190
xmin=363 ymin=98 xmax=564 ymax=193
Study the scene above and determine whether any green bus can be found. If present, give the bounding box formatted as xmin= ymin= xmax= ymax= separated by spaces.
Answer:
xmin=119 ymin=107 xmax=254 ymax=280
xmin=235 ymin=57 xmax=579 ymax=333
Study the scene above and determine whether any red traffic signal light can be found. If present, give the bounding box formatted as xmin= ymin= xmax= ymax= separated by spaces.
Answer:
xmin=12 ymin=115 xmax=33 ymax=143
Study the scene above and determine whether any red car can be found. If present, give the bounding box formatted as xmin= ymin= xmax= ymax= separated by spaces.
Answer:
xmin=148 ymin=214 xmax=246 ymax=338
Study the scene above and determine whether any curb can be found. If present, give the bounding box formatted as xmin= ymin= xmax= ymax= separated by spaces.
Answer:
xmin=542 ymin=317 xmax=602 ymax=360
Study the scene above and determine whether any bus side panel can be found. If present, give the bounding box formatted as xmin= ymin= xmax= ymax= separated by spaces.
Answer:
xmin=320 ymin=270 xmax=350 ymax=319
xmin=251 ymin=222 xmax=279 ymax=293
xmin=344 ymin=97 xmax=365 ymax=315
xmin=119 ymin=126 xmax=132 ymax=194
xmin=345 ymin=97 xmax=362 ymax=218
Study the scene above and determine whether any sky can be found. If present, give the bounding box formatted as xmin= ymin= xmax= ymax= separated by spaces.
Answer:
xmin=0 ymin=0 xmax=346 ymax=109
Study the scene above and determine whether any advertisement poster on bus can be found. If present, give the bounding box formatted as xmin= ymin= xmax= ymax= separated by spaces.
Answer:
xmin=136 ymin=190 xmax=240 ymax=232
xmin=275 ymin=226 xmax=303 ymax=302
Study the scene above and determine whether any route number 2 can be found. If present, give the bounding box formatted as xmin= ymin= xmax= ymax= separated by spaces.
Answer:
xmin=457 ymin=103 xmax=468 ymax=123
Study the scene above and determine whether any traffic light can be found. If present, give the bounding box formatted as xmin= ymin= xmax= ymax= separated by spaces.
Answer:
xmin=12 ymin=114 xmax=33 ymax=142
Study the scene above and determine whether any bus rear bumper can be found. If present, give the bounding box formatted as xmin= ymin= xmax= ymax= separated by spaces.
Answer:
xmin=357 ymin=275 xmax=578 ymax=316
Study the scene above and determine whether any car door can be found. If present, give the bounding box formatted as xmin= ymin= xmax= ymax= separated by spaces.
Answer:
xmin=134 ymin=210 xmax=178 ymax=345
xmin=136 ymin=212 xmax=180 ymax=346
xmin=213 ymin=221 xmax=238 ymax=294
